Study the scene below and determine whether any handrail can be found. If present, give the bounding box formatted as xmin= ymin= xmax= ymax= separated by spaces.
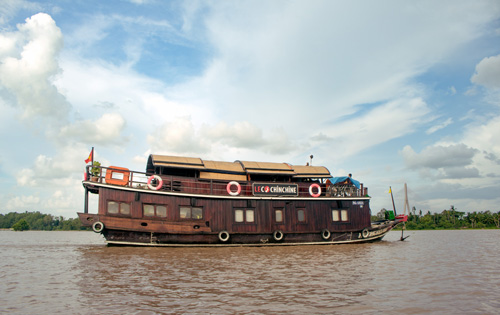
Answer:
xmin=85 ymin=165 xmax=368 ymax=198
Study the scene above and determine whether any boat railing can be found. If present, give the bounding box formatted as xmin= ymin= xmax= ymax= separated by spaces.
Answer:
xmin=85 ymin=165 xmax=368 ymax=198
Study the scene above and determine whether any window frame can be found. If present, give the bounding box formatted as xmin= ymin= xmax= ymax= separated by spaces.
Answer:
xmin=233 ymin=208 xmax=256 ymax=224
xmin=332 ymin=209 xmax=349 ymax=222
xmin=107 ymin=201 xmax=131 ymax=216
xmin=179 ymin=206 xmax=203 ymax=220
xmin=297 ymin=208 xmax=307 ymax=224
xmin=274 ymin=208 xmax=284 ymax=223
xmin=143 ymin=203 xmax=168 ymax=218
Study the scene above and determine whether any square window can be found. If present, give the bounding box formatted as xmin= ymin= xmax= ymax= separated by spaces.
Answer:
xmin=120 ymin=203 xmax=130 ymax=215
xmin=144 ymin=204 xmax=155 ymax=217
xmin=108 ymin=201 xmax=119 ymax=214
xmin=275 ymin=209 xmax=283 ymax=222
xmin=192 ymin=207 xmax=203 ymax=219
xmin=157 ymin=205 xmax=167 ymax=217
xmin=180 ymin=207 xmax=191 ymax=219
xmin=235 ymin=209 xmax=244 ymax=222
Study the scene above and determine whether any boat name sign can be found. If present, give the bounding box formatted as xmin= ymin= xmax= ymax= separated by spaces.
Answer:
xmin=253 ymin=183 xmax=299 ymax=196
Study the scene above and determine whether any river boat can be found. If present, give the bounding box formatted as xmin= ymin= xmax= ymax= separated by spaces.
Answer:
xmin=78 ymin=154 xmax=407 ymax=246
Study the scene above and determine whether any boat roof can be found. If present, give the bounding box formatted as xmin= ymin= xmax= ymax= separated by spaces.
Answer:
xmin=147 ymin=154 xmax=331 ymax=179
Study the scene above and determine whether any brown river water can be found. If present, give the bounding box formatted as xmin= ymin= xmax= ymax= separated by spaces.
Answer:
xmin=0 ymin=230 xmax=499 ymax=314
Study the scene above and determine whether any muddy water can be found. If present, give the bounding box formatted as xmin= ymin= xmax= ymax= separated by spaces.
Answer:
xmin=1 ymin=230 xmax=499 ymax=314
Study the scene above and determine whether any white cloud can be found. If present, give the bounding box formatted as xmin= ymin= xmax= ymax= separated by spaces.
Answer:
xmin=0 ymin=13 xmax=70 ymax=121
xmin=177 ymin=1 xmax=498 ymax=129
xmin=471 ymin=54 xmax=500 ymax=89
xmin=146 ymin=117 xmax=296 ymax=158
xmin=59 ymin=113 xmax=128 ymax=145
xmin=6 ymin=194 xmax=40 ymax=209
xmin=426 ymin=118 xmax=453 ymax=134
xmin=147 ymin=116 xmax=210 ymax=155
xmin=402 ymin=144 xmax=478 ymax=170
xmin=17 ymin=168 xmax=36 ymax=186
xmin=314 ymin=98 xmax=431 ymax=162
xmin=17 ymin=144 xmax=96 ymax=187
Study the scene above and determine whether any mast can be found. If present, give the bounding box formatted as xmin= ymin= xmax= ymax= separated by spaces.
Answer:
xmin=400 ymin=183 xmax=410 ymax=241
xmin=390 ymin=186 xmax=397 ymax=216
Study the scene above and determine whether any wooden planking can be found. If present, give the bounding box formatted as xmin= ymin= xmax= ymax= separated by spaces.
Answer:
xmin=98 ymin=187 xmax=371 ymax=235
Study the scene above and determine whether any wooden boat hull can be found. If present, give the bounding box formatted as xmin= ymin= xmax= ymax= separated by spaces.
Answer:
xmin=78 ymin=212 xmax=400 ymax=247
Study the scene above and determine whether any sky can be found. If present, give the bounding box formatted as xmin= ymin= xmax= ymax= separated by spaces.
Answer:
xmin=1 ymin=0 xmax=500 ymax=219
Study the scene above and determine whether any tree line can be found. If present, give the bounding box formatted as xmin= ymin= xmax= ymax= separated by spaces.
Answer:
xmin=373 ymin=206 xmax=500 ymax=230
xmin=0 ymin=211 xmax=88 ymax=231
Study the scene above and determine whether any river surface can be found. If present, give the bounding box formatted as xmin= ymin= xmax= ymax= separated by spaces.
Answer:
xmin=0 ymin=230 xmax=499 ymax=314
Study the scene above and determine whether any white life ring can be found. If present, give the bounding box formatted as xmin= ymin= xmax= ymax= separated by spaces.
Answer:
xmin=321 ymin=229 xmax=331 ymax=240
xmin=273 ymin=230 xmax=284 ymax=241
xmin=147 ymin=175 xmax=163 ymax=191
xmin=362 ymin=228 xmax=369 ymax=238
xmin=92 ymin=221 xmax=104 ymax=233
xmin=226 ymin=181 xmax=241 ymax=196
xmin=309 ymin=183 xmax=321 ymax=197
xmin=218 ymin=231 xmax=230 ymax=242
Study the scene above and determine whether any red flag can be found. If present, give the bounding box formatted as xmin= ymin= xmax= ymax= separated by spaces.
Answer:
xmin=85 ymin=149 xmax=93 ymax=164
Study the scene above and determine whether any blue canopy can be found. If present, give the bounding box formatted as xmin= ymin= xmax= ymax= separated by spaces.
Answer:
xmin=327 ymin=176 xmax=361 ymax=189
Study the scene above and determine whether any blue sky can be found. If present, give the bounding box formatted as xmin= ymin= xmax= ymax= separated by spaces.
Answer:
xmin=1 ymin=0 xmax=500 ymax=218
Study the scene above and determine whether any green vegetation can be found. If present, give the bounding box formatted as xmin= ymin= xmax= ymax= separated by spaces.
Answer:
xmin=372 ymin=206 xmax=500 ymax=230
xmin=0 ymin=211 xmax=88 ymax=231
xmin=12 ymin=218 xmax=30 ymax=231
xmin=91 ymin=160 xmax=101 ymax=177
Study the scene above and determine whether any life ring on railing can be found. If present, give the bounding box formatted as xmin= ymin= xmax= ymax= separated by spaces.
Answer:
xmin=309 ymin=183 xmax=322 ymax=197
xmin=362 ymin=228 xmax=369 ymax=239
xmin=226 ymin=181 xmax=241 ymax=196
xmin=92 ymin=221 xmax=104 ymax=233
xmin=321 ymin=229 xmax=331 ymax=240
xmin=218 ymin=231 xmax=230 ymax=242
xmin=147 ymin=175 xmax=163 ymax=191
xmin=273 ymin=230 xmax=284 ymax=241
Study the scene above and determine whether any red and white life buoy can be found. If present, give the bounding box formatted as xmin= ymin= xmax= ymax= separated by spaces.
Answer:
xmin=226 ymin=181 xmax=241 ymax=196
xmin=147 ymin=175 xmax=163 ymax=191
xmin=309 ymin=183 xmax=322 ymax=197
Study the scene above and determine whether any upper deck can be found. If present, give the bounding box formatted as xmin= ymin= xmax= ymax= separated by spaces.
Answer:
xmin=85 ymin=154 xmax=368 ymax=199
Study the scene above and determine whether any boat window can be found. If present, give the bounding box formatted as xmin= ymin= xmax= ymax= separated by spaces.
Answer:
xmin=121 ymin=203 xmax=131 ymax=215
xmin=144 ymin=205 xmax=155 ymax=217
xmin=234 ymin=209 xmax=255 ymax=223
xmin=180 ymin=207 xmax=191 ymax=219
xmin=108 ymin=201 xmax=119 ymax=214
xmin=107 ymin=201 xmax=131 ymax=216
xmin=332 ymin=210 xmax=340 ymax=222
xmin=275 ymin=209 xmax=284 ymax=222
xmin=235 ymin=210 xmax=244 ymax=222
xmin=143 ymin=204 xmax=167 ymax=218
xmin=297 ymin=209 xmax=305 ymax=222
xmin=332 ymin=209 xmax=349 ymax=222
xmin=341 ymin=210 xmax=349 ymax=221
xmin=179 ymin=206 xmax=203 ymax=220
xmin=157 ymin=205 xmax=167 ymax=217
xmin=192 ymin=207 xmax=203 ymax=219
xmin=246 ymin=210 xmax=255 ymax=222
